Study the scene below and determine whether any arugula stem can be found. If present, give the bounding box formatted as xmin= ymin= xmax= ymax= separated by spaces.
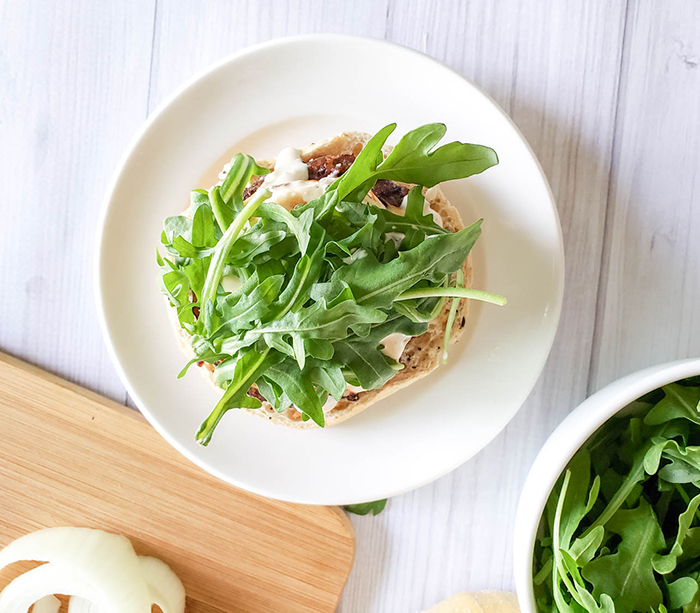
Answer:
xmin=395 ymin=286 xmax=507 ymax=306
xmin=552 ymin=470 xmax=587 ymax=609
xmin=199 ymin=187 xmax=271 ymax=330
xmin=677 ymin=483 xmax=692 ymax=505
xmin=208 ymin=185 xmax=228 ymax=232
xmin=442 ymin=270 xmax=464 ymax=364
xmin=674 ymin=484 xmax=700 ymax=524
xmin=581 ymin=424 xmax=673 ymax=539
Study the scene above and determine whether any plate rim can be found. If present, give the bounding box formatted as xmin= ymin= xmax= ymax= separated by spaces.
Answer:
xmin=94 ymin=33 xmax=565 ymax=505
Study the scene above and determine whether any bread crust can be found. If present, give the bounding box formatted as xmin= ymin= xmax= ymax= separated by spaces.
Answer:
xmin=168 ymin=132 xmax=473 ymax=428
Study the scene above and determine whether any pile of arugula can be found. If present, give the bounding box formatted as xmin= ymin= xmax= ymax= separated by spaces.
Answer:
xmin=158 ymin=123 xmax=505 ymax=445
xmin=534 ymin=378 xmax=700 ymax=613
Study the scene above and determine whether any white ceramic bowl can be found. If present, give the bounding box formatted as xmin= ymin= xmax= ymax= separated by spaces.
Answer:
xmin=514 ymin=357 xmax=700 ymax=611
xmin=95 ymin=34 xmax=564 ymax=505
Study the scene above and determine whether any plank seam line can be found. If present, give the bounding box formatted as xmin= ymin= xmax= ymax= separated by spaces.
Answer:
xmin=145 ymin=0 xmax=160 ymax=116
xmin=125 ymin=0 xmax=159 ymax=411
xmin=587 ymin=0 xmax=633 ymax=396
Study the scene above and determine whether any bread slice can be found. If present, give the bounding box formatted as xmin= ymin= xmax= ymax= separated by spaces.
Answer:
xmin=168 ymin=131 xmax=473 ymax=428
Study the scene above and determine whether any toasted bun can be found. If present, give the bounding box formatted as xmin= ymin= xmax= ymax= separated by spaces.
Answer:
xmin=168 ymin=131 xmax=472 ymax=429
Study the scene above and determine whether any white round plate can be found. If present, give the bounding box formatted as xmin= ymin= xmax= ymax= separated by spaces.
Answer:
xmin=96 ymin=35 xmax=564 ymax=505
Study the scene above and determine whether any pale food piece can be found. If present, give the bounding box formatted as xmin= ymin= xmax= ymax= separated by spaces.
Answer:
xmin=0 ymin=527 xmax=185 ymax=613
xmin=171 ymin=131 xmax=472 ymax=429
xmin=31 ymin=595 xmax=61 ymax=613
xmin=424 ymin=591 xmax=520 ymax=613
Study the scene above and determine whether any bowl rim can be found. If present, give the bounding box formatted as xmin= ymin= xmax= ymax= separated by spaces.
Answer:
xmin=93 ymin=33 xmax=566 ymax=504
xmin=514 ymin=357 xmax=700 ymax=611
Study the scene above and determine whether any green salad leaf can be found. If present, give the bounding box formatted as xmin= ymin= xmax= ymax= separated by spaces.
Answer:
xmin=344 ymin=499 xmax=388 ymax=516
xmin=583 ymin=501 xmax=665 ymax=613
xmin=158 ymin=123 xmax=504 ymax=444
xmin=534 ymin=380 xmax=700 ymax=613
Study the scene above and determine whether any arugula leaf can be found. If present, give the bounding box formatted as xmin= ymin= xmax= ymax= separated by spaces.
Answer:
xmin=298 ymin=122 xmax=498 ymax=221
xmin=329 ymin=221 xmax=482 ymax=308
xmin=265 ymin=224 xmax=327 ymax=320
xmin=196 ymin=347 xmax=283 ymax=446
xmin=583 ymin=501 xmax=665 ymax=613
xmin=332 ymin=317 xmax=427 ymax=389
xmin=308 ymin=359 xmax=346 ymax=401
xmin=225 ymin=221 xmax=288 ymax=268
xmin=377 ymin=186 xmax=447 ymax=250
xmin=244 ymin=295 xmax=387 ymax=346
xmin=393 ymin=296 xmax=447 ymax=323
xmin=646 ymin=384 xmax=700 ymax=426
xmin=256 ymin=202 xmax=314 ymax=255
xmin=570 ymin=526 xmax=604 ymax=566
xmin=344 ymin=499 xmax=388 ymax=516
xmin=337 ymin=123 xmax=498 ymax=201
xmin=208 ymin=274 xmax=284 ymax=339
xmin=373 ymin=123 xmax=498 ymax=186
xmin=214 ymin=153 xmax=270 ymax=230
xmin=199 ymin=186 xmax=271 ymax=332
xmin=653 ymin=494 xmax=700 ymax=574
xmin=159 ymin=268 xmax=190 ymax=309
xmin=442 ymin=269 xmax=464 ymax=363
xmin=534 ymin=377 xmax=700 ymax=613
xmin=256 ymin=377 xmax=291 ymax=413
xmin=334 ymin=124 xmax=397 ymax=202
xmin=582 ymin=443 xmax=652 ymax=537
xmin=395 ymin=286 xmax=507 ymax=306
xmin=668 ymin=577 xmax=698 ymax=609
xmin=264 ymin=358 xmax=325 ymax=426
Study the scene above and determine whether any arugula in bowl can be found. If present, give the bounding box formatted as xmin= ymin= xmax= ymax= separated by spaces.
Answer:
xmin=534 ymin=379 xmax=700 ymax=613
xmin=157 ymin=123 xmax=505 ymax=445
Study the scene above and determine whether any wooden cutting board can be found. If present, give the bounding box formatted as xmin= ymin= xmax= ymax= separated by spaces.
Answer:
xmin=0 ymin=352 xmax=355 ymax=612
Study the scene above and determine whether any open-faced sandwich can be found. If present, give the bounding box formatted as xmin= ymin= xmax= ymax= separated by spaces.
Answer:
xmin=157 ymin=123 xmax=506 ymax=445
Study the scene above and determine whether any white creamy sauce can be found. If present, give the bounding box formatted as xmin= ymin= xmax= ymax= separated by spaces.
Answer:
xmin=372 ymin=188 xmax=443 ymax=226
xmin=322 ymin=395 xmax=339 ymax=414
xmin=294 ymin=393 xmax=342 ymax=416
xmin=342 ymin=248 xmax=368 ymax=265
xmin=217 ymin=162 xmax=231 ymax=184
xmin=423 ymin=187 xmax=445 ymax=227
xmin=385 ymin=232 xmax=405 ymax=248
xmin=380 ymin=333 xmax=412 ymax=362
xmin=268 ymin=181 xmax=321 ymax=210
xmin=261 ymin=151 xmax=335 ymax=210
xmin=268 ymin=176 xmax=334 ymax=210
xmin=220 ymin=274 xmax=242 ymax=294
xmin=320 ymin=382 xmax=366 ymax=414
xmin=263 ymin=147 xmax=308 ymax=186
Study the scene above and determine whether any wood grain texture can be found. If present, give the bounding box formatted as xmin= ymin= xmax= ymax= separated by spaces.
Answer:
xmin=590 ymin=0 xmax=700 ymax=390
xmin=343 ymin=2 xmax=628 ymax=610
xmin=0 ymin=0 xmax=156 ymax=402
xmin=0 ymin=352 xmax=355 ymax=612
xmin=2 ymin=0 xmax=700 ymax=611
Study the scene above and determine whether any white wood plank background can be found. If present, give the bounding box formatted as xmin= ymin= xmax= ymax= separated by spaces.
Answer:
xmin=1 ymin=0 xmax=699 ymax=611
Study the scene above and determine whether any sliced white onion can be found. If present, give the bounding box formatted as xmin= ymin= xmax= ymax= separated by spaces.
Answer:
xmin=68 ymin=596 xmax=100 ymax=613
xmin=32 ymin=595 xmax=61 ymax=613
xmin=66 ymin=558 xmax=186 ymax=613
xmin=0 ymin=528 xmax=185 ymax=613
xmin=0 ymin=562 xmax=103 ymax=612
xmin=0 ymin=527 xmax=149 ymax=613
xmin=139 ymin=556 xmax=186 ymax=613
